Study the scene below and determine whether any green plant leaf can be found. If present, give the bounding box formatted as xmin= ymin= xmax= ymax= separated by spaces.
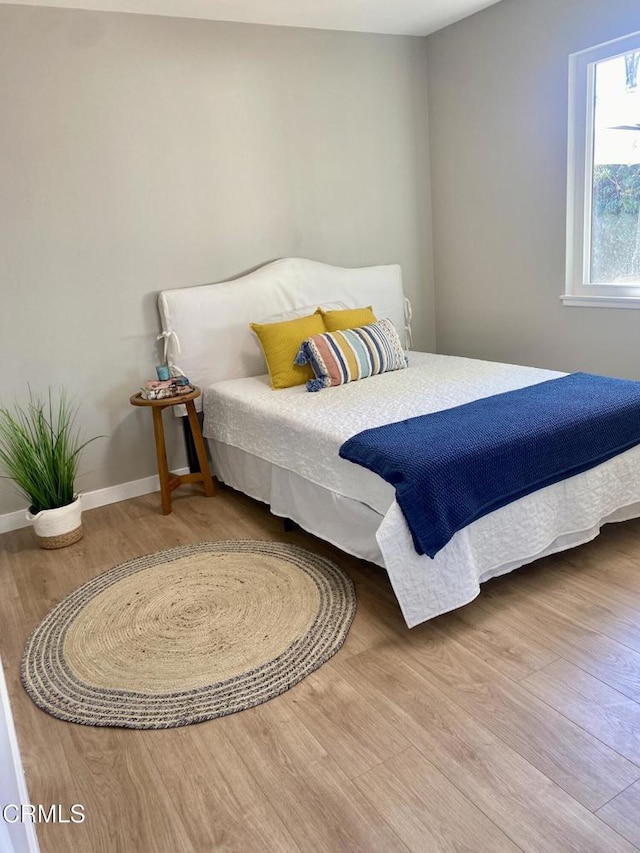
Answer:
xmin=0 ymin=389 xmax=103 ymax=513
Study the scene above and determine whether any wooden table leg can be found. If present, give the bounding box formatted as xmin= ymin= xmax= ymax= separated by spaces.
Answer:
xmin=185 ymin=401 xmax=215 ymax=496
xmin=152 ymin=406 xmax=172 ymax=514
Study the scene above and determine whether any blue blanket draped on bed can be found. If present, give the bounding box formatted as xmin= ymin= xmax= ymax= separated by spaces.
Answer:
xmin=339 ymin=372 xmax=640 ymax=558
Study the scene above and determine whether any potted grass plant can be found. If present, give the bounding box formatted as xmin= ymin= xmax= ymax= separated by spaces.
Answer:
xmin=0 ymin=390 xmax=101 ymax=549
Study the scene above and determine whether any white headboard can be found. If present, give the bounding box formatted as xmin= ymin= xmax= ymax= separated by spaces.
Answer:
xmin=157 ymin=257 xmax=406 ymax=410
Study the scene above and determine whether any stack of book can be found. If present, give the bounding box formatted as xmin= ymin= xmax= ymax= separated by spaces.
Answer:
xmin=139 ymin=376 xmax=195 ymax=401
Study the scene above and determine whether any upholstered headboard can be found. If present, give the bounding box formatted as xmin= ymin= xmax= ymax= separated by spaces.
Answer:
xmin=157 ymin=257 xmax=406 ymax=411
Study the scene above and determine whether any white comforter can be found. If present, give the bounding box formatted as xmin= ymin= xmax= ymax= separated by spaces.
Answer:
xmin=203 ymin=353 xmax=640 ymax=626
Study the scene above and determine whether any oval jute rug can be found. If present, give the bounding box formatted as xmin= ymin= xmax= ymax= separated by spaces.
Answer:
xmin=21 ymin=540 xmax=356 ymax=729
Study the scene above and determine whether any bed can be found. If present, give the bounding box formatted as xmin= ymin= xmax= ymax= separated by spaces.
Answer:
xmin=158 ymin=258 xmax=640 ymax=627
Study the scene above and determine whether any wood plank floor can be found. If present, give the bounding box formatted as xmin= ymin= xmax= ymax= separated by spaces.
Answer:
xmin=2 ymin=484 xmax=640 ymax=852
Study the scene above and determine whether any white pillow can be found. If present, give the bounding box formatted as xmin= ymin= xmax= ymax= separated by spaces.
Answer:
xmin=255 ymin=302 xmax=349 ymax=324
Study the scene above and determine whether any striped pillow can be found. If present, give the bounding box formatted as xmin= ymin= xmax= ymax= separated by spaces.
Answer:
xmin=294 ymin=318 xmax=407 ymax=392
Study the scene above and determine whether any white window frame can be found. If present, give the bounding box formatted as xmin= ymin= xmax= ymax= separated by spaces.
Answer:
xmin=563 ymin=30 xmax=640 ymax=308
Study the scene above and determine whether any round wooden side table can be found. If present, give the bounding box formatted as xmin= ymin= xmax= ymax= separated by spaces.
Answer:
xmin=129 ymin=386 xmax=215 ymax=514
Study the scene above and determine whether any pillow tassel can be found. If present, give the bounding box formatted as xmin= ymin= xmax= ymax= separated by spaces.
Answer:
xmin=294 ymin=347 xmax=309 ymax=366
xmin=306 ymin=377 xmax=330 ymax=392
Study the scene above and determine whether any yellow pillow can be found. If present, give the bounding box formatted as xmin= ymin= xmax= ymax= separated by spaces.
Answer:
xmin=250 ymin=313 xmax=326 ymax=389
xmin=317 ymin=305 xmax=377 ymax=332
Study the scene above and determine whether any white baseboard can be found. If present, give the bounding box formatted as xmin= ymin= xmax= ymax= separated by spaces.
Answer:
xmin=0 ymin=468 xmax=190 ymax=535
xmin=0 ymin=510 xmax=28 ymax=536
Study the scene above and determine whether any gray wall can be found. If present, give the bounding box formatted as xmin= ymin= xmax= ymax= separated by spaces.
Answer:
xmin=0 ymin=5 xmax=433 ymax=514
xmin=427 ymin=0 xmax=640 ymax=374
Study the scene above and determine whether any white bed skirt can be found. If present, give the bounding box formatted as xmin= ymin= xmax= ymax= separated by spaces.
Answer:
xmin=208 ymin=438 xmax=640 ymax=628
xmin=208 ymin=439 xmax=387 ymax=565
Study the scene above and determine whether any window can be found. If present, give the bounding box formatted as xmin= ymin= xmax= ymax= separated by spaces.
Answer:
xmin=564 ymin=31 xmax=640 ymax=308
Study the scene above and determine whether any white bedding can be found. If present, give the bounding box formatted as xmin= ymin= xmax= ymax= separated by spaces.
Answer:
xmin=202 ymin=352 xmax=640 ymax=626
xmin=203 ymin=353 xmax=564 ymax=511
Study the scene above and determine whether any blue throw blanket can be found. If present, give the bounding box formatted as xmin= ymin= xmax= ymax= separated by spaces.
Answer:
xmin=339 ymin=372 xmax=640 ymax=558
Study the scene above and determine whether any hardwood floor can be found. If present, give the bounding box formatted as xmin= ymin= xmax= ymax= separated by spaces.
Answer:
xmin=2 ymin=485 xmax=640 ymax=852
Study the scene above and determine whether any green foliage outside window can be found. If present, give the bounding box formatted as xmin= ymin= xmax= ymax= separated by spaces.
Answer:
xmin=591 ymin=164 xmax=640 ymax=281
xmin=594 ymin=164 xmax=640 ymax=217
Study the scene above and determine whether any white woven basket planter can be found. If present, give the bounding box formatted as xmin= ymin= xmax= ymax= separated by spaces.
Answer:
xmin=26 ymin=495 xmax=83 ymax=549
